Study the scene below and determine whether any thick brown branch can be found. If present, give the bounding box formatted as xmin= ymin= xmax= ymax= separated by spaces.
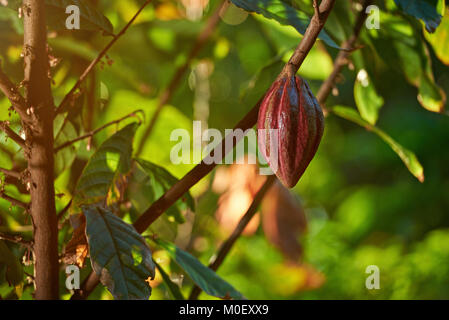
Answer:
xmin=56 ymin=0 xmax=152 ymax=115
xmin=71 ymin=0 xmax=336 ymax=300
xmin=0 ymin=121 xmax=26 ymax=148
xmin=189 ymin=176 xmax=276 ymax=299
xmin=316 ymin=0 xmax=373 ymax=104
xmin=54 ymin=110 xmax=142 ymax=153
xmin=0 ymin=62 xmax=28 ymax=119
xmin=135 ymin=0 xmax=228 ymax=156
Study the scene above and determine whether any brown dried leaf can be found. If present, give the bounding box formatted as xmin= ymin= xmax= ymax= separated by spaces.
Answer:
xmin=261 ymin=181 xmax=307 ymax=262
xmin=63 ymin=214 xmax=88 ymax=268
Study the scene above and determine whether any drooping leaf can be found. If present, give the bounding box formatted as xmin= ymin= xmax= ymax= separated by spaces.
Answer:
xmin=0 ymin=240 xmax=23 ymax=287
xmin=76 ymin=123 xmax=138 ymax=202
xmin=229 ymin=0 xmax=339 ymax=49
xmin=153 ymin=260 xmax=185 ymax=300
xmin=3 ymin=0 xmax=113 ymax=35
xmin=418 ymin=72 xmax=446 ymax=113
xmin=132 ymin=158 xmax=195 ymax=224
xmin=154 ymin=238 xmax=244 ymax=300
xmin=63 ymin=214 xmax=88 ymax=268
xmin=354 ymin=69 xmax=384 ymax=125
xmin=332 ymin=106 xmax=425 ymax=182
xmin=425 ymin=8 xmax=449 ymax=65
xmin=394 ymin=0 xmax=442 ymax=33
xmin=83 ymin=205 xmax=155 ymax=300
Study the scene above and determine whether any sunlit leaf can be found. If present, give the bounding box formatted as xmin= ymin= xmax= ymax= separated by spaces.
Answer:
xmin=354 ymin=69 xmax=384 ymax=125
xmin=83 ymin=205 xmax=155 ymax=300
xmin=155 ymin=238 xmax=245 ymax=300
xmin=425 ymin=8 xmax=449 ymax=65
xmin=229 ymin=0 xmax=339 ymax=48
xmin=54 ymin=113 xmax=79 ymax=176
xmin=332 ymin=106 xmax=425 ymax=182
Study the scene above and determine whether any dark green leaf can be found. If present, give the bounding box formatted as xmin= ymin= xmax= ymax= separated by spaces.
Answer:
xmin=83 ymin=205 xmax=155 ymax=300
xmin=133 ymin=158 xmax=195 ymax=224
xmin=0 ymin=240 xmax=23 ymax=286
xmin=54 ymin=113 xmax=79 ymax=176
xmin=229 ymin=0 xmax=339 ymax=48
xmin=154 ymin=260 xmax=185 ymax=300
xmin=76 ymin=123 xmax=138 ymax=201
xmin=332 ymin=106 xmax=425 ymax=182
xmin=394 ymin=0 xmax=442 ymax=33
xmin=155 ymin=238 xmax=244 ymax=300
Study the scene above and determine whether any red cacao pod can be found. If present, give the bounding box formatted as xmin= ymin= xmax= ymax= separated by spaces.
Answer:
xmin=258 ymin=75 xmax=324 ymax=188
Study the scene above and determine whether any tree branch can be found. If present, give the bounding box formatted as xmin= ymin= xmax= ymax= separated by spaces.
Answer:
xmin=0 ymin=232 xmax=33 ymax=249
xmin=0 ymin=121 xmax=26 ymax=149
xmin=189 ymin=175 xmax=276 ymax=299
xmin=0 ymin=191 xmax=29 ymax=210
xmin=56 ymin=0 xmax=153 ymax=115
xmin=71 ymin=0 xmax=337 ymax=300
xmin=135 ymin=0 xmax=229 ymax=156
xmin=54 ymin=110 xmax=143 ymax=153
xmin=0 ymin=61 xmax=28 ymax=119
xmin=316 ymin=0 xmax=373 ymax=104
xmin=0 ymin=167 xmax=22 ymax=180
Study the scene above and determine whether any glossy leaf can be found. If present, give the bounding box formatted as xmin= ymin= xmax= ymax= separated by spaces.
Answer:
xmin=155 ymin=238 xmax=244 ymax=300
xmin=83 ymin=205 xmax=155 ymax=300
xmin=354 ymin=69 xmax=384 ymax=125
xmin=4 ymin=0 xmax=113 ymax=35
xmin=229 ymin=0 xmax=339 ymax=49
xmin=332 ymin=106 xmax=425 ymax=183
xmin=76 ymin=123 xmax=138 ymax=202
xmin=394 ymin=0 xmax=442 ymax=33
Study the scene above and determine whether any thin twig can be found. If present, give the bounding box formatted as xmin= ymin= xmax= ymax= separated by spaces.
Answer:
xmin=56 ymin=0 xmax=153 ymax=115
xmin=316 ymin=0 xmax=373 ymax=105
xmin=0 ymin=121 xmax=26 ymax=149
xmin=70 ymin=0 xmax=337 ymax=300
xmin=0 ymin=167 xmax=22 ymax=180
xmin=54 ymin=110 xmax=143 ymax=153
xmin=135 ymin=0 xmax=229 ymax=156
xmin=0 ymin=232 xmax=33 ymax=249
xmin=57 ymin=198 xmax=72 ymax=222
xmin=189 ymin=176 xmax=276 ymax=300
xmin=0 ymin=191 xmax=29 ymax=210
xmin=0 ymin=61 xmax=28 ymax=119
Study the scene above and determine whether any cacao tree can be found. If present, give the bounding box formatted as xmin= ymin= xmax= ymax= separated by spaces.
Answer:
xmin=0 ymin=0 xmax=448 ymax=300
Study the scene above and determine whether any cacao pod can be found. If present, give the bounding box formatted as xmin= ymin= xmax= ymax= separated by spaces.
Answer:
xmin=258 ymin=75 xmax=324 ymax=188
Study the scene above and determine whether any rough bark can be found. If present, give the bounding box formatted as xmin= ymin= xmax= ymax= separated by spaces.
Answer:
xmin=23 ymin=0 xmax=59 ymax=299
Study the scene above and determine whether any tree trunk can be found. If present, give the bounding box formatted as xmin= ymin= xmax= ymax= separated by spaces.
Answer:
xmin=23 ymin=0 xmax=59 ymax=299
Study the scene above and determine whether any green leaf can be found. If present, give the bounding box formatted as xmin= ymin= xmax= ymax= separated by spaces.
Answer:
xmin=54 ymin=113 xmax=79 ymax=176
xmin=3 ymin=0 xmax=113 ymax=35
xmin=153 ymin=260 xmax=185 ymax=300
xmin=154 ymin=238 xmax=244 ymax=300
xmin=394 ymin=0 xmax=442 ymax=33
xmin=76 ymin=123 xmax=138 ymax=201
xmin=425 ymin=8 xmax=449 ymax=65
xmin=354 ymin=69 xmax=384 ymax=125
xmin=418 ymin=72 xmax=447 ymax=113
xmin=332 ymin=106 xmax=425 ymax=183
xmin=133 ymin=158 xmax=195 ymax=224
xmin=229 ymin=0 xmax=339 ymax=49
xmin=83 ymin=205 xmax=155 ymax=300
xmin=0 ymin=240 xmax=23 ymax=286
